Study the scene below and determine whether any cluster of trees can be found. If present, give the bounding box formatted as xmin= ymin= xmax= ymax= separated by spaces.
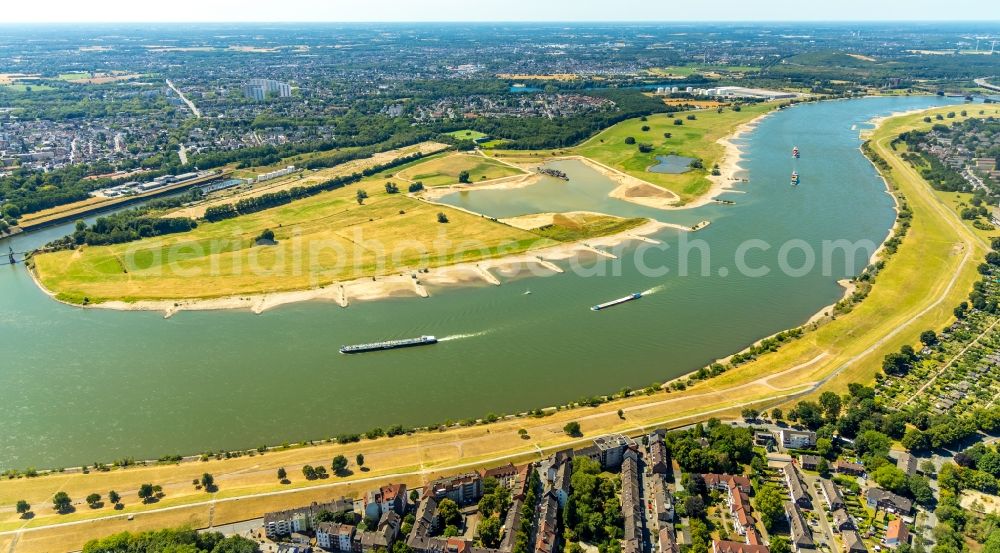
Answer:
xmin=727 ymin=328 xmax=803 ymax=366
xmin=435 ymin=498 xmax=463 ymax=537
xmin=198 ymin=120 xmax=432 ymax=172
xmin=82 ymin=527 xmax=258 ymax=553
xmin=882 ymin=344 xmax=919 ymax=376
xmin=301 ymin=464 xmax=328 ymax=480
xmin=476 ymin=477 xmax=513 ymax=547
xmin=902 ymin=406 xmax=1000 ymax=453
xmin=72 ymin=212 xmax=196 ymax=247
xmin=40 ymin=194 xmax=199 ymax=250
xmin=932 ymin=460 xmax=1000 ymax=553
xmin=460 ymin=90 xmax=673 ymax=150
xmin=316 ymin=507 xmax=360 ymax=526
xmin=901 ymin=147 xmax=971 ymax=194
xmin=752 ymin=481 xmax=786 ymax=530
xmin=667 ymin=419 xmax=754 ymax=474
xmin=562 ymin=457 xmax=623 ymax=551
xmin=205 ymin=152 xmax=423 ymax=223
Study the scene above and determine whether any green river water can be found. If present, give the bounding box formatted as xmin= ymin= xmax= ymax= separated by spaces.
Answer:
xmin=0 ymin=96 xmax=961 ymax=469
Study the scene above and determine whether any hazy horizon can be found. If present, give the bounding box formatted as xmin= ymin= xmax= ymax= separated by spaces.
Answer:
xmin=5 ymin=0 xmax=1000 ymax=24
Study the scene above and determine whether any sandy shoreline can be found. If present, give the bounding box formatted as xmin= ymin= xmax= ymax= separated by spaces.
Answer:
xmin=29 ymin=218 xmax=674 ymax=317
xmin=589 ymin=111 xmax=771 ymax=211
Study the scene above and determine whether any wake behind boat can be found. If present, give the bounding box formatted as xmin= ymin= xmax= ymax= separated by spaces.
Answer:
xmin=340 ymin=335 xmax=438 ymax=354
xmin=591 ymin=292 xmax=642 ymax=311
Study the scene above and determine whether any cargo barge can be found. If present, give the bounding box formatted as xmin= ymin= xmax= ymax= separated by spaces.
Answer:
xmin=340 ymin=335 xmax=438 ymax=354
xmin=591 ymin=292 xmax=642 ymax=311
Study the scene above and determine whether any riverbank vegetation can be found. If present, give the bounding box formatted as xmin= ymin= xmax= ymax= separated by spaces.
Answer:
xmin=43 ymin=195 xmax=200 ymax=249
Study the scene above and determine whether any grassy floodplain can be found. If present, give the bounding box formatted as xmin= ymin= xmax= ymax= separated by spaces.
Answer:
xmin=490 ymin=101 xmax=775 ymax=204
xmin=3 ymin=104 xmax=996 ymax=552
xmin=31 ymin=176 xmax=552 ymax=304
xmin=30 ymin=149 xmax=639 ymax=304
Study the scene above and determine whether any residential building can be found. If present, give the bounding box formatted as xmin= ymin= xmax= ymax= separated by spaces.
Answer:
xmin=243 ymin=78 xmax=292 ymax=101
xmin=885 ymin=519 xmax=909 ymax=548
xmin=831 ymin=509 xmax=852 ymax=532
xmin=754 ymin=432 xmax=776 ymax=450
xmin=866 ymin=488 xmax=913 ymax=516
xmin=358 ymin=511 xmax=401 ymax=552
xmin=263 ymin=499 xmax=353 ymax=538
xmin=621 ymin=450 xmax=643 ymax=553
xmin=712 ymin=540 xmax=770 ymax=553
xmin=577 ymin=434 xmax=636 ymax=470
xmin=780 ymin=429 xmax=817 ymax=449
xmin=784 ymin=502 xmax=814 ymax=552
xmin=425 ymin=472 xmax=483 ymax=506
xmin=842 ymin=530 xmax=868 ymax=553
xmin=819 ymin=478 xmax=845 ymax=511
xmin=800 ymin=455 xmax=820 ymax=471
xmin=316 ymin=522 xmax=355 ymax=551
xmin=896 ymin=453 xmax=918 ymax=477
xmin=652 ymin=473 xmax=674 ymax=522
xmin=729 ymin=484 xmax=755 ymax=538
xmin=782 ymin=464 xmax=811 ymax=508
xmin=649 ymin=431 xmax=669 ymax=474
xmin=511 ymin=462 xmax=534 ymax=501
xmin=480 ymin=463 xmax=519 ymax=489
xmin=833 ymin=460 xmax=865 ymax=476
xmin=535 ymin=492 xmax=560 ymax=553
xmin=379 ymin=483 xmax=407 ymax=516
xmin=407 ymin=497 xmax=439 ymax=550
xmin=659 ymin=527 xmax=680 ymax=553
xmin=549 ymin=457 xmax=572 ymax=507
xmin=703 ymin=474 xmax=752 ymax=494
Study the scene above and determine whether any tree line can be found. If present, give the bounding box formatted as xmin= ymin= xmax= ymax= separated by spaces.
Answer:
xmin=204 ymin=152 xmax=424 ymax=223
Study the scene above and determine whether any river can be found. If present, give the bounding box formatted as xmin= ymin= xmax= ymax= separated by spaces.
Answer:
xmin=0 ymin=95 xmax=961 ymax=469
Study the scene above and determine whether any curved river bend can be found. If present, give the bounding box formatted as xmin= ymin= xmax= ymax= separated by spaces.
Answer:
xmin=0 ymin=96 xmax=960 ymax=468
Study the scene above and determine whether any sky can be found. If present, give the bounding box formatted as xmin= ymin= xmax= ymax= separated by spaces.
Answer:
xmin=4 ymin=0 xmax=1000 ymax=23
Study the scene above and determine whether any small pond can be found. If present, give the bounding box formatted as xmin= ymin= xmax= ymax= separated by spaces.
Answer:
xmin=648 ymin=154 xmax=695 ymax=174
